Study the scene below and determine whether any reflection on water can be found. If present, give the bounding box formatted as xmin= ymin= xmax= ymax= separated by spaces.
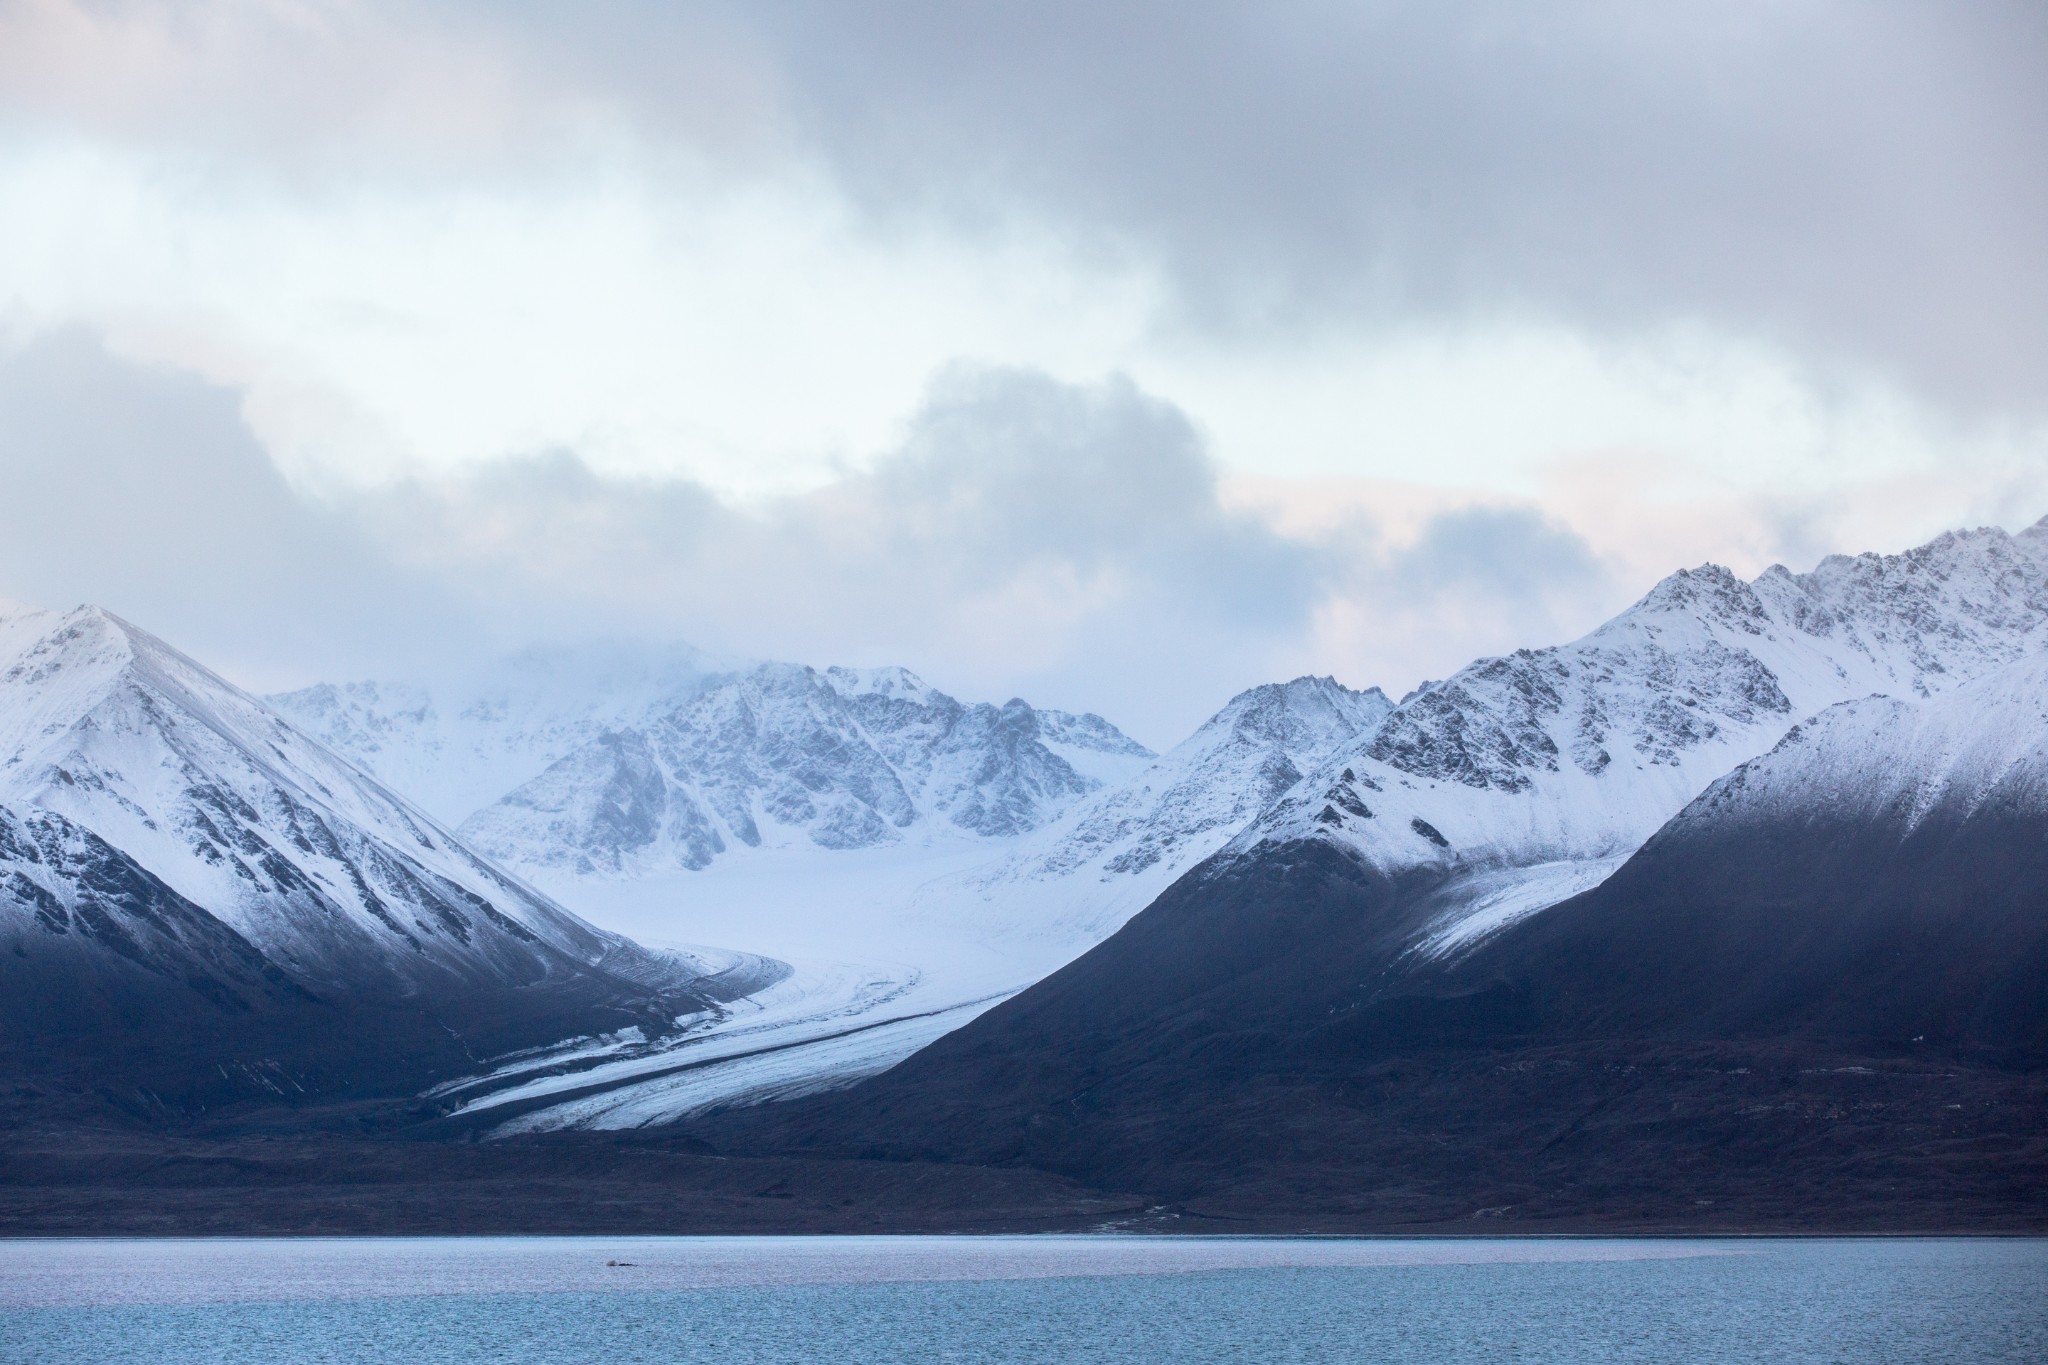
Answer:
xmin=3 ymin=1235 xmax=2043 ymax=1363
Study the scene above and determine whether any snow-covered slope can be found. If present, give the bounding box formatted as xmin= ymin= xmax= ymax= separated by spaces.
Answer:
xmin=1232 ymin=519 xmax=2048 ymax=950
xmin=1671 ymin=646 xmax=2048 ymax=840
xmin=1399 ymin=647 xmax=2048 ymax=1057
xmin=0 ymin=798 xmax=309 ymax=1018
xmin=0 ymin=604 xmax=706 ymax=1020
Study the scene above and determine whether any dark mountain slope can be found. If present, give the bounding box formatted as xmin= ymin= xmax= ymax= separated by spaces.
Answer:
xmin=1454 ymin=672 xmax=2048 ymax=1063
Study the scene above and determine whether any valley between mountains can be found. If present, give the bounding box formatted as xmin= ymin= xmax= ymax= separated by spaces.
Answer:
xmin=6 ymin=519 xmax=2048 ymax=1232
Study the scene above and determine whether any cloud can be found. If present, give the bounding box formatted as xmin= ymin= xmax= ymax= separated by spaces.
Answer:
xmin=0 ymin=334 xmax=1637 ymax=744
xmin=357 ymin=365 xmax=1346 ymax=740
xmin=6 ymin=1 xmax=2043 ymax=430
xmin=722 ymin=0 xmax=2048 ymax=417
xmin=3 ymin=9 xmax=2044 ymax=753
xmin=1388 ymin=506 xmax=1606 ymax=607
xmin=0 ymin=330 xmax=472 ymax=685
xmin=3 ymin=0 xmax=2043 ymax=544
xmin=347 ymin=364 xmax=1663 ymax=744
xmin=6 ymin=331 xmax=2042 ymax=747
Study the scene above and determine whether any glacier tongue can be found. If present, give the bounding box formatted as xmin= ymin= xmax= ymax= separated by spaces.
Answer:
xmin=257 ymin=649 xmax=1192 ymax=1127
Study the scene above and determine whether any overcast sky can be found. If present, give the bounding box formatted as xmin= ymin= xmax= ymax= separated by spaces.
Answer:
xmin=1 ymin=1 xmax=2044 ymax=744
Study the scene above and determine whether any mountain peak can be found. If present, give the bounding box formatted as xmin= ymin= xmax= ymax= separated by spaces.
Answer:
xmin=450 ymin=655 xmax=1155 ymax=874
xmin=988 ymin=669 xmax=1393 ymax=890
xmin=1623 ymin=562 xmax=1767 ymax=632
xmin=824 ymin=664 xmax=934 ymax=702
xmin=0 ymin=604 xmax=162 ymax=768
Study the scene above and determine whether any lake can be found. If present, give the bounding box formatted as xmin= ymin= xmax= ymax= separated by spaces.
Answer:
xmin=2 ymin=1235 xmax=2042 ymax=1362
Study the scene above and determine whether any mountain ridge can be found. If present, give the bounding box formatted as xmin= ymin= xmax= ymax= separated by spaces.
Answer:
xmin=274 ymin=659 xmax=1157 ymax=879
xmin=680 ymin=519 xmax=2048 ymax=1220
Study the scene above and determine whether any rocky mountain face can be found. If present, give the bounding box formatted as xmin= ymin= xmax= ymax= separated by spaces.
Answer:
xmin=0 ymin=605 xmax=715 ymax=1111
xmin=451 ymin=665 xmax=1153 ymax=876
xmin=277 ymin=659 xmax=1156 ymax=881
xmin=1 ymin=800 xmax=313 ymax=1033
xmin=986 ymin=675 xmax=1393 ymax=887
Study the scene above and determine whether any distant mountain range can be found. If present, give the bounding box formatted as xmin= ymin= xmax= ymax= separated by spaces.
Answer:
xmin=6 ymin=519 xmax=2047 ymax=1230
xmin=273 ymin=662 xmax=1156 ymax=871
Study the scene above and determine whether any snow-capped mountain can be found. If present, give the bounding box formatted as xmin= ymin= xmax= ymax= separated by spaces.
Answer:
xmin=442 ymin=515 xmax=2048 ymax=1134
xmin=729 ymin=631 xmax=2048 ymax=1212
xmin=995 ymin=675 xmax=1394 ymax=886
xmin=277 ymin=660 xmax=1155 ymax=879
xmin=1374 ymin=645 xmax=2048 ymax=1059
xmin=258 ymin=653 xmax=1175 ymax=1129
xmin=458 ymin=663 xmax=1153 ymax=876
xmin=1229 ymin=519 xmax=2048 ymax=948
xmin=1671 ymin=646 xmax=2048 ymax=839
xmin=1661 ymin=647 xmax=2048 ymax=842
xmin=0 ymin=603 xmax=715 ymax=1106
xmin=268 ymin=640 xmax=719 ymax=825
xmin=19 ymin=516 xmax=2048 ymax=1147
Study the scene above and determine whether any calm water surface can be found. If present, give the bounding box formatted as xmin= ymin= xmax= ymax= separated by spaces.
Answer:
xmin=2 ymin=1235 xmax=2042 ymax=1363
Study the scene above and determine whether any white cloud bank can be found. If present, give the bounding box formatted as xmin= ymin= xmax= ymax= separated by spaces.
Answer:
xmin=4 ymin=335 xmax=2039 ymax=744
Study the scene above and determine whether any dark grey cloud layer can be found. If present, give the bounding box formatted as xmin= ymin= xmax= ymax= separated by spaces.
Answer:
xmin=393 ymin=1 xmax=2039 ymax=418
xmin=0 ymin=335 xmax=1618 ymax=742
xmin=713 ymin=0 xmax=2047 ymax=415
xmin=12 ymin=4 xmax=2039 ymax=417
